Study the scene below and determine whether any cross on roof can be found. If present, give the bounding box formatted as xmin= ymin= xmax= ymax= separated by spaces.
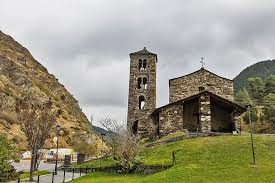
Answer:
xmin=200 ymin=57 xmax=205 ymax=68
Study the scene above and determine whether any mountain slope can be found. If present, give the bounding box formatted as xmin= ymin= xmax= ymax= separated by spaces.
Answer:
xmin=234 ymin=59 xmax=275 ymax=93
xmin=0 ymin=31 xmax=100 ymax=149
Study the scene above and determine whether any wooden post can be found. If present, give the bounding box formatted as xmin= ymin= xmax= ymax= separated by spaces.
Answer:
xmin=52 ymin=172 xmax=54 ymax=183
xmin=72 ymin=168 xmax=74 ymax=180
xmin=63 ymin=169 xmax=66 ymax=183
xmin=248 ymin=106 xmax=256 ymax=165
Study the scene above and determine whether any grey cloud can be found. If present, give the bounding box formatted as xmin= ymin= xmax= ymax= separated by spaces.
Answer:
xmin=1 ymin=0 xmax=275 ymax=123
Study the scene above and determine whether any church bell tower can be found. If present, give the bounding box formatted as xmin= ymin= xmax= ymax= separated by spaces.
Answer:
xmin=127 ymin=47 xmax=157 ymax=135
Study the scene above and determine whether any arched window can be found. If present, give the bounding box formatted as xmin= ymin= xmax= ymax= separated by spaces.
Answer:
xmin=137 ymin=78 xmax=142 ymax=89
xmin=143 ymin=77 xmax=148 ymax=89
xmin=143 ymin=59 xmax=147 ymax=70
xmin=138 ymin=59 xmax=142 ymax=70
xmin=139 ymin=96 xmax=145 ymax=109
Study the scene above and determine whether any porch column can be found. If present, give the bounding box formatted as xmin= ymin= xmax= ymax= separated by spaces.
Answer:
xmin=233 ymin=111 xmax=242 ymax=133
xmin=200 ymin=94 xmax=211 ymax=132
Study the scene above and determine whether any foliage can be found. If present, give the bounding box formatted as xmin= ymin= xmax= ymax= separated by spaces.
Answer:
xmin=247 ymin=77 xmax=264 ymax=105
xmin=263 ymin=93 xmax=275 ymax=125
xmin=72 ymin=140 xmax=97 ymax=158
xmin=234 ymin=88 xmax=252 ymax=105
xmin=264 ymin=74 xmax=275 ymax=95
xmin=99 ymin=117 xmax=142 ymax=173
xmin=243 ymin=107 xmax=258 ymax=124
xmin=234 ymin=59 xmax=275 ymax=93
xmin=0 ymin=134 xmax=19 ymax=181
xmin=70 ymin=135 xmax=275 ymax=183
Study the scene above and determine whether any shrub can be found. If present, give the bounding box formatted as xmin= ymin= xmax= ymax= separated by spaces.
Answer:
xmin=0 ymin=134 xmax=19 ymax=181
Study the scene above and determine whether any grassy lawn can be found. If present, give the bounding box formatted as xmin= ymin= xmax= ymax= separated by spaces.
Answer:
xmin=19 ymin=170 xmax=51 ymax=179
xmin=70 ymin=135 xmax=275 ymax=182
xmin=73 ymin=156 xmax=116 ymax=168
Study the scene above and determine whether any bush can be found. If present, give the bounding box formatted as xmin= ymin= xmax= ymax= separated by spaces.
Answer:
xmin=0 ymin=134 xmax=19 ymax=181
xmin=243 ymin=108 xmax=258 ymax=124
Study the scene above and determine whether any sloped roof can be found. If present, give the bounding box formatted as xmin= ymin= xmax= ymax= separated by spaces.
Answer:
xmin=130 ymin=47 xmax=158 ymax=61
xmin=152 ymin=90 xmax=246 ymax=115
xmin=169 ymin=68 xmax=233 ymax=82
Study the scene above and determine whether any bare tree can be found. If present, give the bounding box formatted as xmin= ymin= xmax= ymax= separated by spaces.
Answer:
xmin=99 ymin=117 xmax=142 ymax=173
xmin=17 ymin=98 xmax=56 ymax=181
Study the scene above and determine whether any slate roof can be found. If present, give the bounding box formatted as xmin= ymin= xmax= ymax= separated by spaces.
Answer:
xmin=151 ymin=90 xmax=246 ymax=115
xmin=130 ymin=47 xmax=158 ymax=61
xmin=169 ymin=68 xmax=233 ymax=82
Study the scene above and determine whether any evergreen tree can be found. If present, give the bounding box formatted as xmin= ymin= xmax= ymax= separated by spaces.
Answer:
xmin=235 ymin=88 xmax=252 ymax=105
xmin=247 ymin=77 xmax=264 ymax=105
xmin=264 ymin=75 xmax=275 ymax=95
xmin=263 ymin=93 xmax=275 ymax=126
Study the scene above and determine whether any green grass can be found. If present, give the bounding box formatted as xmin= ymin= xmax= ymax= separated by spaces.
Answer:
xmin=73 ymin=156 xmax=116 ymax=168
xmin=70 ymin=135 xmax=275 ymax=182
xmin=19 ymin=170 xmax=50 ymax=179
xmin=155 ymin=131 xmax=187 ymax=142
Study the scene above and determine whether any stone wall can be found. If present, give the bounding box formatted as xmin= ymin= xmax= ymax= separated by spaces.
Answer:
xmin=159 ymin=103 xmax=184 ymax=136
xmin=199 ymin=94 xmax=211 ymax=132
xmin=127 ymin=48 xmax=157 ymax=135
xmin=169 ymin=68 xmax=233 ymax=103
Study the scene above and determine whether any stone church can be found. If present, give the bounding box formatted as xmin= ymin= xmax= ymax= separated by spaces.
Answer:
xmin=127 ymin=47 xmax=246 ymax=137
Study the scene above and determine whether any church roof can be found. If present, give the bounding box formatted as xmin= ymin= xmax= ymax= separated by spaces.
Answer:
xmin=130 ymin=47 xmax=158 ymax=61
xmin=152 ymin=90 xmax=246 ymax=115
xmin=169 ymin=68 xmax=233 ymax=82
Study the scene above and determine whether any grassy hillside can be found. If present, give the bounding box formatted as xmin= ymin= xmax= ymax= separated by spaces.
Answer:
xmin=70 ymin=135 xmax=275 ymax=183
xmin=234 ymin=60 xmax=275 ymax=93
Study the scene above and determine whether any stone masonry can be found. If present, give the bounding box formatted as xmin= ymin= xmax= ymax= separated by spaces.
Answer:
xmin=127 ymin=48 xmax=246 ymax=138
xmin=199 ymin=93 xmax=211 ymax=132
xmin=169 ymin=68 xmax=233 ymax=103
xmin=127 ymin=47 xmax=157 ymax=136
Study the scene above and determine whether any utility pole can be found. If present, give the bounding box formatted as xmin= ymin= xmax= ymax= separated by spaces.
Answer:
xmin=247 ymin=105 xmax=256 ymax=165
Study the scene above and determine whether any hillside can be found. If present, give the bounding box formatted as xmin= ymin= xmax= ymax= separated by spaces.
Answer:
xmin=0 ymin=31 xmax=101 ymax=149
xmin=234 ymin=59 xmax=275 ymax=93
xmin=72 ymin=135 xmax=275 ymax=183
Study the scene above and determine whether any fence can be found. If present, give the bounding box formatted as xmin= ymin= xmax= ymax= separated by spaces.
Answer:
xmin=16 ymin=167 xmax=95 ymax=183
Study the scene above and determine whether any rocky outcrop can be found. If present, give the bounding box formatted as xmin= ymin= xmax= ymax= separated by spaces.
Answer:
xmin=0 ymin=31 xmax=100 ymax=150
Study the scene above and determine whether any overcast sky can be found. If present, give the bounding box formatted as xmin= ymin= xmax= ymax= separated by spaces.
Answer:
xmin=1 ymin=0 xmax=275 ymax=126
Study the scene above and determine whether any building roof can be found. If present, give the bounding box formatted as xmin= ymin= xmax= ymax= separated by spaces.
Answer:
xmin=169 ymin=68 xmax=233 ymax=82
xmin=152 ymin=90 xmax=246 ymax=115
xmin=130 ymin=47 xmax=158 ymax=62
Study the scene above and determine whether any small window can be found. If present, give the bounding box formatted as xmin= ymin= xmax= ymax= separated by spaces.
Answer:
xmin=143 ymin=78 xmax=148 ymax=89
xmin=143 ymin=59 xmax=147 ymax=70
xmin=138 ymin=59 xmax=142 ymax=70
xmin=137 ymin=78 xmax=142 ymax=89
xmin=139 ymin=96 xmax=145 ymax=109
xmin=199 ymin=86 xmax=205 ymax=92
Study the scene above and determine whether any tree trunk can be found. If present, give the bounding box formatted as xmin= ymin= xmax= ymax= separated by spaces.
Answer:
xmin=29 ymin=151 xmax=34 ymax=181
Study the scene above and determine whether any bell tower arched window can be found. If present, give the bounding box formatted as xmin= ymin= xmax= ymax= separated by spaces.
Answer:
xmin=137 ymin=78 xmax=142 ymax=89
xmin=138 ymin=59 xmax=147 ymax=70
xmin=143 ymin=59 xmax=147 ymax=70
xmin=138 ymin=59 xmax=142 ymax=70
xmin=143 ymin=78 xmax=148 ymax=89
xmin=139 ymin=96 xmax=145 ymax=109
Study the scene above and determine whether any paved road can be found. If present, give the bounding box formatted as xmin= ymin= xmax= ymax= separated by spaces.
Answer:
xmin=18 ymin=171 xmax=86 ymax=183
xmin=12 ymin=160 xmax=62 ymax=172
